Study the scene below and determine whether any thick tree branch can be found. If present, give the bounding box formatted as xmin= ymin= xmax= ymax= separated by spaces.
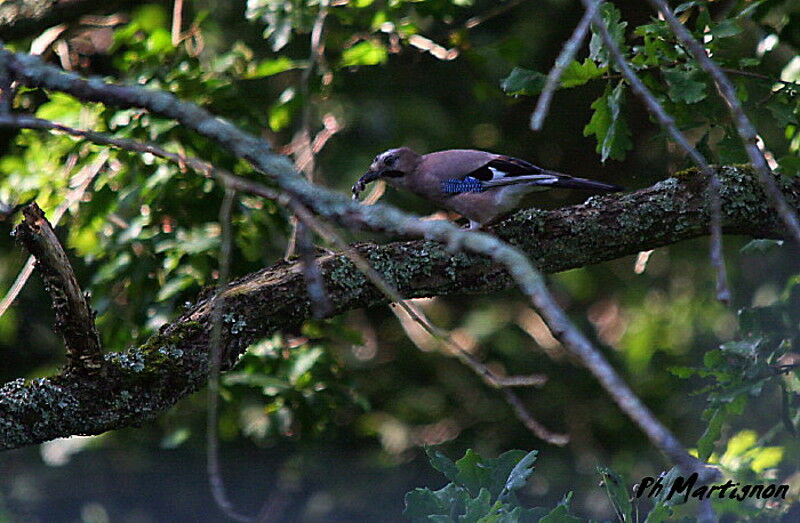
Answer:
xmin=0 ymin=0 xmax=135 ymax=41
xmin=1 ymin=167 xmax=796 ymax=450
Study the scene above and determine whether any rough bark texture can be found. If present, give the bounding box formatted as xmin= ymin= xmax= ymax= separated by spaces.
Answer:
xmin=0 ymin=166 xmax=797 ymax=450
xmin=13 ymin=203 xmax=103 ymax=372
xmin=0 ymin=0 xmax=135 ymax=40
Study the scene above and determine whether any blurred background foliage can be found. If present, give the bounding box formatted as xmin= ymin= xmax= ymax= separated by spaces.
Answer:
xmin=0 ymin=0 xmax=799 ymax=520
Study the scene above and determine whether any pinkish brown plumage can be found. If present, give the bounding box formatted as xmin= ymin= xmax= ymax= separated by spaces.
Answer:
xmin=353 ymin=147 xmax=622 ymax=229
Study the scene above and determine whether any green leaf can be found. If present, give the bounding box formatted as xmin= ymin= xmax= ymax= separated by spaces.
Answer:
xmin=160 ymin=427 xmax=191 ymax=449
xmin=537 ymin=492 xmax=582 ymax=522
xmin=501 ymin=67 xmax=546 ymax=95
xmin=133 ymin=4 xmax=168 ymax=32
xmin=341 ymin=40 xmax=388 ymax=67
xmin=156 ymin=274 xmax=196 ymax=301
xmin=710 ymin=19 xmax=742 ymax=39
xmin=589 ymin=3 xmax=628 ymax=68
xmin=778 ymin=155 xmax=800 ymax=176
xmin=268 ymin=103 xmax=292 ymax=131
xmin=560 ymin=59 xmax=606 ymax=88
xmin=462 ymin=488 xmax=492 ymax=523
xmin=249 ymin=57 xmax=298 ymax=78
xmin=644 ymin=502 xmax=673 ymax=523
xmin=766 ymin=98 xmax=799 ymax=126
xmin=454 ymin=449 xmax=487 ymax=496
xmin=662 ymin=68 xmax=707 ymax=104
xmin=503 ymin=450 xmax=537 ymax=494
xmin=425 ymin=447 xmax=460 ymax=484
xmin=146 ymin=28 xmax=173 ymax=55
xmin=719 ymin=339 xmax=760 ymax=358
xmin=289 ymin=347 xmax=324 ymax=382
xmin=35 ymin=93 xmax=86 ymax=128
xmin=674 ymin=2 xmax=700 ymax=15
xmin=404 ymin=483 xmax=466 ymax=520
xmin=403 ymin=488 xmax=447 ymax=518
xmin=697 ymin=408 xmax=725 ymax=460
xmin=738 ymin=57 xmax=761 ymax=68
xmin=597 ymin=467 xmax=632 ymax=522
xmin=583 ymin=81 xmax=633 ymax=162
xmin=718 ymin=132 xmax=748 ymax=164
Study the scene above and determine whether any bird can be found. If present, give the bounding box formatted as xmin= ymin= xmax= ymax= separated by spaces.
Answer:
xmin=352 ymin=147 xmax=623 ymax=229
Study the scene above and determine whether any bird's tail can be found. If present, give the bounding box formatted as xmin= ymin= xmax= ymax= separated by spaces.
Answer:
xmin=483 ymin=172 xmax=623 ymax=192
xmin=545 ymin=175 xmax=623 ymax=192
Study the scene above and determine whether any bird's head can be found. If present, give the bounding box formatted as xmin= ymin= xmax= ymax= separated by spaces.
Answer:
xmin=352 ymin=147 xmax=420 ymax=199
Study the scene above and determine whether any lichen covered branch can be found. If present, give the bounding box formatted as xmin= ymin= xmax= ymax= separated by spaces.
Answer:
xmin=1 ymin=167 xmax=796 ymax=450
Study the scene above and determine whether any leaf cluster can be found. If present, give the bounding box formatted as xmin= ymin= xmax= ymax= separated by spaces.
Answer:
xmin=501 ymin=1 xmax=800 ymax=167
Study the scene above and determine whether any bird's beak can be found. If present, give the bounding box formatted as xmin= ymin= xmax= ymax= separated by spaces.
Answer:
xmin=352 ymin=170 xmax=381 ymax=200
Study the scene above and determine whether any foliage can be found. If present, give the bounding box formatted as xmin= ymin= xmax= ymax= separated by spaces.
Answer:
xmin=0 ymin=0 xmax=799 ymax=519
xmin=671 ymin=270 xmax=800 ymax=462
xmin=406 ymin=449 xmax=791 ymax=522
xmin=501 ymin=1 xmax=800 ymax=169
xmin=221 ymin=329 xmax=368 ymax=441
xmin=403 ymin=448 xmax=582 ymax=522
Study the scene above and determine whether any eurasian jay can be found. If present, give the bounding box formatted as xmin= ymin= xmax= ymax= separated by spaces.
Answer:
xmin=352 ymin=147 xmax=623 ymax=229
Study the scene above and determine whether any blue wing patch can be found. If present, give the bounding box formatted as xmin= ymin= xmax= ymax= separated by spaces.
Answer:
xmin=441 ymin=176 xmax=486 ymax=194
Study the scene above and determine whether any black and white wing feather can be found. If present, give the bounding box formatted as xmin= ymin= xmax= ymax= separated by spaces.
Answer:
xmin=440 ymin=155 xmax=622 ymax=195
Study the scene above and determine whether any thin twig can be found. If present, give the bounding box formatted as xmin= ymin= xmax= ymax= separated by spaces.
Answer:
xmin=14 ymin=202 xmax=103 ymax=372
xmin=721 ymin=67 xmax=800 ymax=88
xmin=531 ymin=1 xmax=600 ymax=130
xmin=296 ymin=221 xmax=333 ymax=318
xmin=285 ymin=1 xmax=329 ymax=259
xmin=463 ymin=0 xmax=529 ymax=30
xmin=500 ymin=385 xmax=571 ymax=444
xmin=171 ymin=0 xmax=184 ymax=47
xmin=581 ymin=0 xmax=730 ymax=303
xmin=645 ymin=0 xmax=800 ymax=244
xmin=206 ymin=187 xmax=254 ymax=523
xmin=292 ymin=203 xmax=566 ymax=446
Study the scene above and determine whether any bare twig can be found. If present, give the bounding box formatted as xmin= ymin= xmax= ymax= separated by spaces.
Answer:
xmin=645 ymin=0 xmax=800 ymax=244
xmin=463 ymin=0 xmax=529 ymax=30
xmin=503 ymin=388 xmax=569 ymax=446
xmin=286 ymin=1 xmax=330 ymax=260
xmin=296 ymin=221 xmax=333 ymax=318
xmin=206 ymin=187 xmax=254 ymax=523
xmin=581 ymin=0 xmax=730 ymax=303
xmin=721 ymin=67 xmax=800 ymax=88
xmin=13 ymin=203 xmax=103 ymax=373
xmin=171 ymin=0 xmax=184 ymax=47
xmin=531 ymin=1 xmax=600 ymax=130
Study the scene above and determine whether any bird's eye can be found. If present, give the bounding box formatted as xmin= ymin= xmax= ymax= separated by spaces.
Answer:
xmin=385 ymin=155 xmax=397 ymax=167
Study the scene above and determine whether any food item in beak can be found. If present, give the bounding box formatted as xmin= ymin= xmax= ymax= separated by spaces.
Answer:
xmin=352 ymin=171 xmax=380 ymax=200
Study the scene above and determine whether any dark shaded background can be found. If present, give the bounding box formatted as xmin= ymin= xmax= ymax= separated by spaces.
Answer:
xmin=1 ymin=0 xmax=798 ymax=520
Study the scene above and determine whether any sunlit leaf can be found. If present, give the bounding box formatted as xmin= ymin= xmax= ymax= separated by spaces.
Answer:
xmin=501 ymin=67 xmax=546 ymax=95
xmin=663 ymin=67 xmax=707 ymax=104
xmin=583 ymin=81 xmax=633 ymax=162
xmin=341 ymin=41 xmax=388 ymax=67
